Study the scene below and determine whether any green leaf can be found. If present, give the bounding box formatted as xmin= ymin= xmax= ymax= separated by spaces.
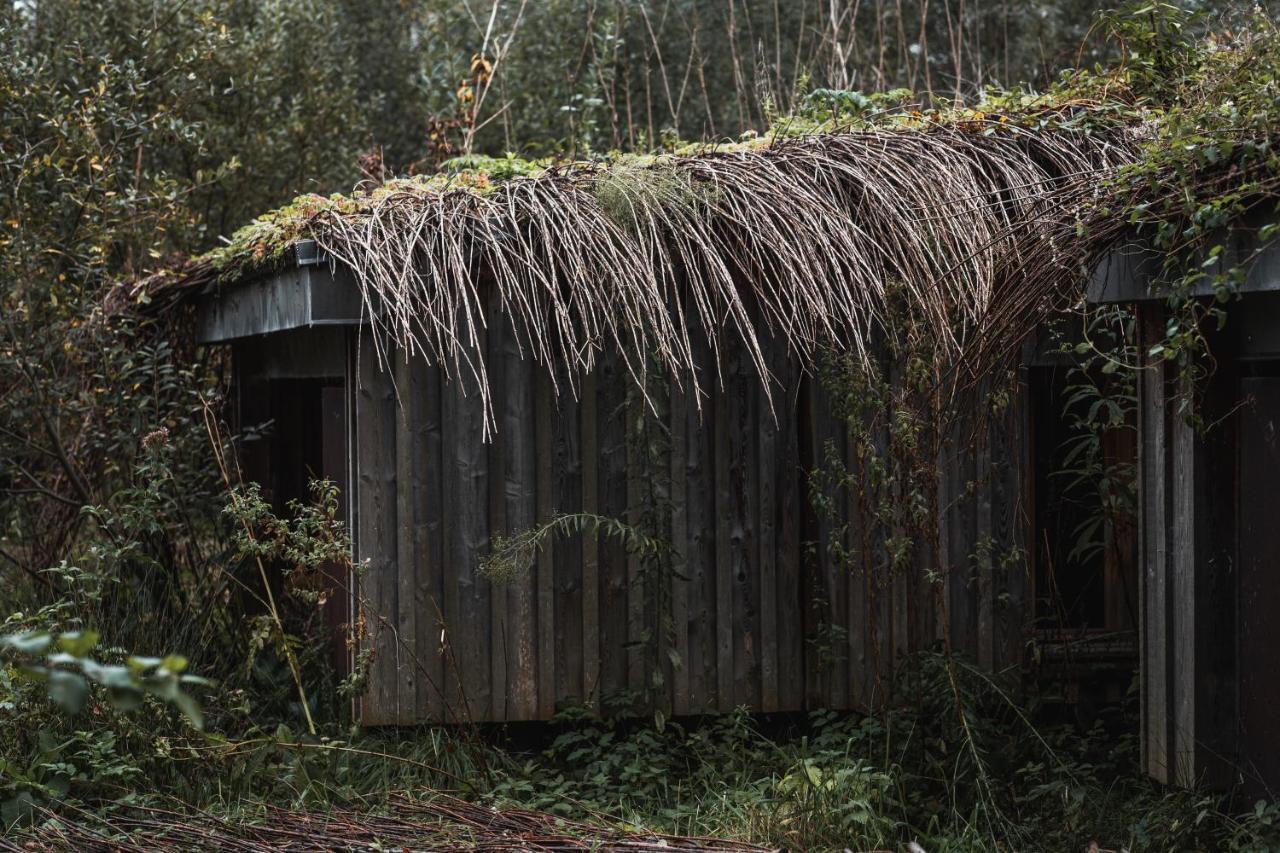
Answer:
xmin=160 ymin=654 xmax=188 ymax=674
xmin=47 ymin=671 xmax=88 ymax=713
xmin=127 ymin=656 xmax=162 ymax=674
xmin=14 ymin=664 xmax=50 ymax=682
xmin=56 ymin=630 xmax=99 ymax=658
xmin=107 ymin=685 xmax=144 ymax=711
xmin=172 ymin=691 xmax=204 ymax=730
xmin=1 ymin=632 xmax=52 ymax=656
xmin=88 ymin=663 xmax=138 ymax=690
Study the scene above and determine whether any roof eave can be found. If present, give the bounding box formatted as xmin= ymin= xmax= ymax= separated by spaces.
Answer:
xmin=196 ymin=240 xmax=366 ymax=343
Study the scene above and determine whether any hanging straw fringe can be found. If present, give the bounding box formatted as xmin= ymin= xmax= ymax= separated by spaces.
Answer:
xmin=124 ymin=126 xmax=1138 ymax=429
xmin=308 ymin=127 xmax=1135 ymax=427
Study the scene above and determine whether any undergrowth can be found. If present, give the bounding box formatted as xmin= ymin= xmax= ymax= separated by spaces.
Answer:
xmin=7 ymin=648 xmax=1279 ymax=851
xmin=1 ymin=458 xmax=1274 ymax=848
xmin=458 ymin=656 xmax=1279 ymax=852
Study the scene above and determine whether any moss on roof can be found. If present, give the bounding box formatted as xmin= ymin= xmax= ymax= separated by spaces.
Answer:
xmin=188 ymin=77 xmax=1144 ymax=288
xmin=129 ymin=5 xmax=1280 ymax=307
xmin=119 ymin=8 xmax=1280 ymax=419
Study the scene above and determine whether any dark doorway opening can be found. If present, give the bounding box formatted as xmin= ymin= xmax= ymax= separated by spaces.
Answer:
xmin=237 ymin=376 xmax=351 ymax=679
xmin=1030 ymin=364 xmax=1139 ymax=633
xmin=1027 ymin=357 xmax=1139 ymax=714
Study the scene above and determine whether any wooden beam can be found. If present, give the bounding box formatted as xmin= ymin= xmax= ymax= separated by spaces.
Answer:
xmin=197 ymin=262 xmax=363 ymax=344
xmin=535 ymin=368 xmax=556 ymax=718
xmin=581 ymin=371 xmax=602 ymax=708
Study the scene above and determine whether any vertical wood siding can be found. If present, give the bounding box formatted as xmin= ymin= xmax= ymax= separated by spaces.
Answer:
xmin=351 ymin=312 xmax=1030 ymax=725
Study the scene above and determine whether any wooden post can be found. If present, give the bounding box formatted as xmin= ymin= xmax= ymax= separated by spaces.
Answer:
xmin=1137 ymin=303 xmax=1172 ymax=784
xmin=1170 ymin=379 xmax=1197 ymax=787
xmin=354 ymin=331 xmax=400 ymax=726
xmin=394 ymin=355 xmax=418 ymax=724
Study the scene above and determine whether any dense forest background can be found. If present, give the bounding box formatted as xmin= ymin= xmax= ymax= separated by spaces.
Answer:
xmin=4 ymin=2 xmax=1280 ymax=848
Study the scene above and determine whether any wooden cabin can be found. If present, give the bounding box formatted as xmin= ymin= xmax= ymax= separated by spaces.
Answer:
xmin=1089 ymin=221 xmax=1280 ymax=794
xmin=194 ymin=238 xmax=1150 ymax=728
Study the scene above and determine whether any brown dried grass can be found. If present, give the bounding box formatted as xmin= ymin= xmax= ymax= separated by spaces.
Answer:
xmin=128 ymin=125 xmax=1140 ymax=426
xmin=309 ymin=127 xmax=1135 ymax=425
xmin=0 ymin=794 xmax=771 ymax=852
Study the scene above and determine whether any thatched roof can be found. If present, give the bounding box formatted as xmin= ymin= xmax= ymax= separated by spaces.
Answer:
xmin=125 ymin=19 xmax=1280 ymax=419
xmin=129 ymin=112 xmax=1143 ymax=409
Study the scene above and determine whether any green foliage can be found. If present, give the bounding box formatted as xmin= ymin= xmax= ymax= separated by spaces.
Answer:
xmin=807 ymin=283 xmax=992 ymax=688
xmin=225 ymin=479 xmax=353 ymax=595
xmin=437 ymin=153 xmax=550 ymax=181
xmin=0 ymin=0 xmax=370 ymax=628
xmin=0 ymin=621 xmax=210 ymax=825
xmin=419 ymin=0 xmax=1137 ymax=153
xmin=1049 ymin=309 xmax=1139 ymax=570
xmin=0 ymin=629 xmax=207 ymax=728
xmin=593 ymin=158 xmax=721 ymax=234
xmin=463 ymin=653 xmax=1280 ymax=850
xmin=1082 ymin=5 xmax=1280 ymax=395
xmin=0 ymin=470 xmax=357 ymax=824
xmin=480 ymin=703 xmax=902 ymax=850
xmin=482 ymin=511 xmax=663 ymax=587
xmin=220 ymin=477 xmax=361 ymax=732
xmin=798 ymin=87 xmax=916 ymax=125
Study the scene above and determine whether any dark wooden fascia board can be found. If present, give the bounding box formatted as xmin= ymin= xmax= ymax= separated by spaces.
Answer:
xmin=196 ymin=240 xmax=365 ymax=343
xmin=1088 ymin=219 xmax=1280 ymax=305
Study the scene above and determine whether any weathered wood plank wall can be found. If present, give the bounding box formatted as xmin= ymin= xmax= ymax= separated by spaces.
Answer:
xmin=349 ymin=306 xmax=1030 ymax=725
xmin=1135 ymin=301 xmax=1244 ymax=792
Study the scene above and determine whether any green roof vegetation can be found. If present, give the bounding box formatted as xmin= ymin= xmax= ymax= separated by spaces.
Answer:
xmin=129 ymin=8 xmax=1280 ymax=427
xmin=196 ymin=94 xmax=1125 ymax=284
xmin=171 ymin=7 xmax=1278 ymax=295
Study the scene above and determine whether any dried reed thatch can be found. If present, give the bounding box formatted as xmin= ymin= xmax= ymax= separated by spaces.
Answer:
xmin=130 ymin=121 xmax=1141 ymax=423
